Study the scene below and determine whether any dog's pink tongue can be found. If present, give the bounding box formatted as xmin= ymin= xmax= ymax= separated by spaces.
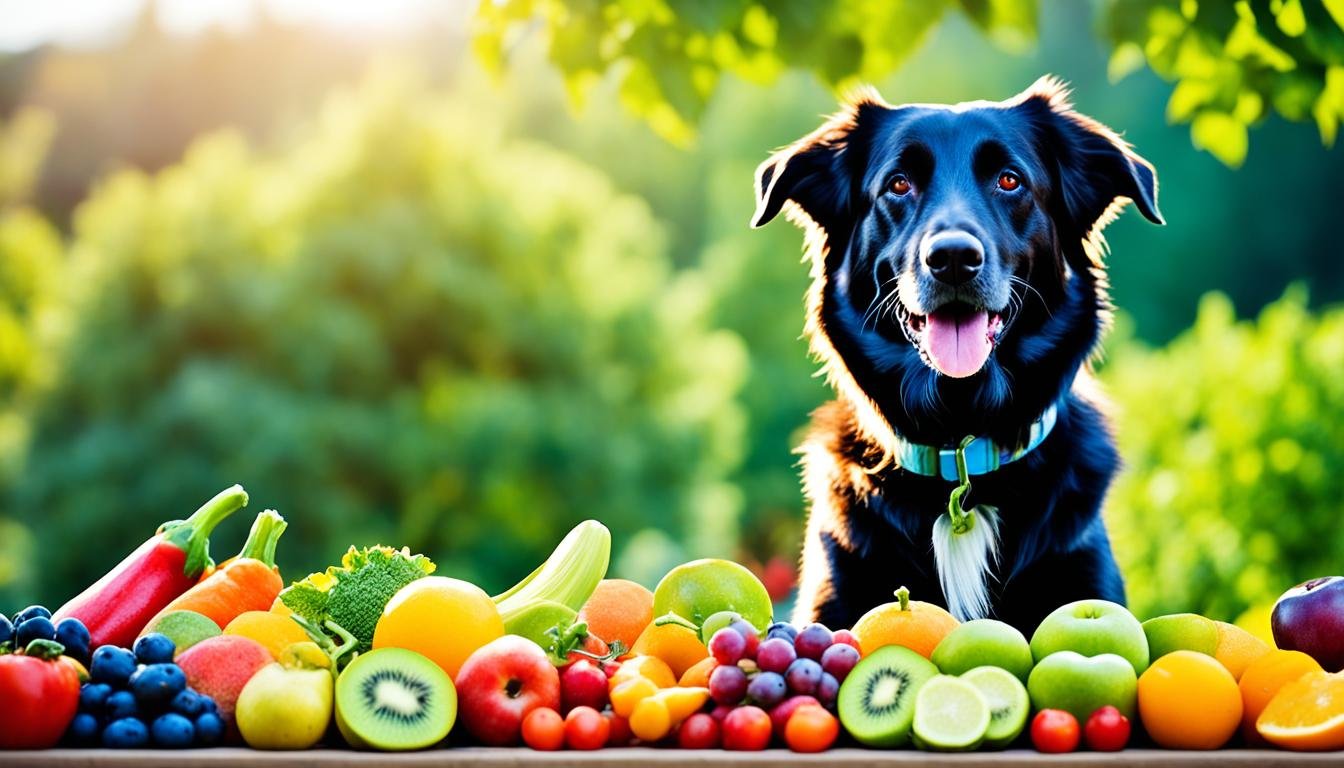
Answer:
xmin=923 ymin=308 xmax=992 ymax=378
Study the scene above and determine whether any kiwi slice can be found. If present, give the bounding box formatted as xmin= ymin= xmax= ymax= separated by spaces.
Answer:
xmin=335 ymin=648 xmax=456 ymax=750
xmin=961 ymin=666 xmax=1029 ymax=748
xmin=911 ymin=674 xmax=989 ymax=751
xmin=837 ymin=644 xmax=939 ymax=747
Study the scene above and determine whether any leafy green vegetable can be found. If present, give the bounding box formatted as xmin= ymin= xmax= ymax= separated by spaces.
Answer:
xmin=280 ymin=545 xmax=436 ymax=653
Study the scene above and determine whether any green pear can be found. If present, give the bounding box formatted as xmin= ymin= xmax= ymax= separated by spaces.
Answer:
xmin=236 ymin=642 xmax=333 ymax=749
xmin=1141 ymin=613 xmax=1219 ymax=661
xmin=1027 ymin=651 xmax=1137 ymax=723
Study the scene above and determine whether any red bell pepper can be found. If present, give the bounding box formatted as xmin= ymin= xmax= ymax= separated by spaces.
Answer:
xmin=53 ymin=485 xmax=248 ymax=649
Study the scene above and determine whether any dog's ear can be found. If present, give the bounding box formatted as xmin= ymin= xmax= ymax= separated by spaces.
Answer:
xmin=751 ymin=89 xmax=886 ymax=233
xmin=1014 ymin=76 xmax=1163 ymax=239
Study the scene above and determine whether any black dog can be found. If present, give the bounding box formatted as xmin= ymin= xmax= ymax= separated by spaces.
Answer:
xmin=752 ymin=77 xmax=1163 ymax=634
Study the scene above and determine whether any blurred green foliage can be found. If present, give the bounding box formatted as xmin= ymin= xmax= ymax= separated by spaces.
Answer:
xmin=1104 ymin=291 xmax=1344 ymax=619
xmin=2 ymin=70 xmax=746 ymax=604
xmin=476 ymin=0 xmax=1344 ymax=164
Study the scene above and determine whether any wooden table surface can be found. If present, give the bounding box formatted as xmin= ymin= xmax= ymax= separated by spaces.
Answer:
xmin=1 ymin=748 xmax=1340 ymax=768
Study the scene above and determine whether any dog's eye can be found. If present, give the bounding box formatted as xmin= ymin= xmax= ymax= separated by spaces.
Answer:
xmin=997 ymin=171 xmax=1022 ymax=192
xmin=890 ymin=174 xmax=912 ymax=196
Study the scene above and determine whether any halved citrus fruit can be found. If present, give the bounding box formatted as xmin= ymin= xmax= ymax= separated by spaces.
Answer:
xmin=1257 ymin=671 xmax=1344 ymax=751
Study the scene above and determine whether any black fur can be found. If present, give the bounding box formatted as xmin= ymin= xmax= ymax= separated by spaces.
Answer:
xmin=753 ymin=77 xmax=1163 ymax=634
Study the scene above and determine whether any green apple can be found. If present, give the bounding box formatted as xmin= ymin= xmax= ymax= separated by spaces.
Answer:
xmin=1027 ymin=650 xmax=1137 ymax=722
xmin=931 ymin=619 xmax=1034 ymax=684
xmin=1141 ymin=613 xmax=1218 ymax=661
xmin=653 ymin=558 xmax=773 ymax=631
xmin=1030 ymin=599 xmax=1149 ymax=674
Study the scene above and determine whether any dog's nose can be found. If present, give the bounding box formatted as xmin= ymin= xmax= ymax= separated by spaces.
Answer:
xmin=922 ymin=230 xmax=984 ymax=285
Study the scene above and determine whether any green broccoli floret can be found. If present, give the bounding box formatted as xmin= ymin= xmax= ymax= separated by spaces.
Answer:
xmin=279 ymin=545 xmax=435 ymax=654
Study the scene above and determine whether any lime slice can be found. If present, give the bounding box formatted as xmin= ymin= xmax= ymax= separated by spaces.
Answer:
xmin=912 ymin=674 xmax=990 ymax=751
xmin=961 ymin=666 xmax=1029 ymax=748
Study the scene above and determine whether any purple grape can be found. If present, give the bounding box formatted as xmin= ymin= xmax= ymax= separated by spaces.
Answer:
xmin=794 ymin=623 xmax=834 ymax=660
xmin=709 ymin=627 xmax=746 ymax=665
xmin=766 ymin=622 xmax=798 ymax=642
xmin=820 ymin=642 xmax=860 ymax=682
xmin=785 ymin=657 xmax=823 ymax=695
xmin=756 ymin=637 xmax=797 ymax=673
xmin=816 ymin=672 xmax=840 ymax=708
xmin=709 ymin=663 xmax=749 ymax=706
xmin=729 ymin=619 xmax=760 ymax=659
xmin=746 ymin=671 xmax=787 ymax=708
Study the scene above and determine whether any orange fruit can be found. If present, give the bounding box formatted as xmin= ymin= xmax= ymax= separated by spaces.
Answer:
xmin=1213 ymin=620 xmax=1271 ymax=681
xmin=678 ymin=656 xmax=718 ymax=687
xmin=579 ymin=579 xmax=654 ymax=651
xmin=372 ymin=576 xmax=505 ymax=680
xmin=850 ymin=586 xmax=958 ymax=659
xmin=630 ymin=621 xmax=708 ymax=679
xmin=1137 ymin=650 xmax=1243 ymax=749
xmin=1256 ymin=671 xmax=1344 ymax=751
xmin=1239 ymin=649 xmax=1323 ymax=745
xmin=223 ymin=610 xmax=308 ymax=660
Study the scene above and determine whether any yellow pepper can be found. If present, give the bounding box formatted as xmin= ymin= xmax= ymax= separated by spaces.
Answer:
xmin=629 ymin=687 xmax=711 ymax=742
xmin=609 ymin=654 xmax=676 ymax=689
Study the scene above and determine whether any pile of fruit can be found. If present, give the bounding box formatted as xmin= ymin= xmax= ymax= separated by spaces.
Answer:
xmin=2 ymin=484 xmax=1342 ymax=754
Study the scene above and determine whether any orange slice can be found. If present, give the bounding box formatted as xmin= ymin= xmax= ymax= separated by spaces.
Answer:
xmin=1257 ymin=671 xmax=1344 ymax=751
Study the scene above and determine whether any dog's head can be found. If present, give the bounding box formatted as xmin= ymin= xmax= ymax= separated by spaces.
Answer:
xmin=753 ymin=77 xmax=1162 ymax=444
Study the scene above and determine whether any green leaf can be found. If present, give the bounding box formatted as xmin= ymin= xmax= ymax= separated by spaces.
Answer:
xmin=1191 ymin=110 xmax=1249 ymax=166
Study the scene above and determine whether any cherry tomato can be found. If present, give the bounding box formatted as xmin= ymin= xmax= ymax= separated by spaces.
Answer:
xmin=677 ymin=713 xmax=721 ymax=749
xmin=722 ymin=706 xmax=772 ymax=751
xmin=1084 ymin=705 xmax=1131 ymax=752
xmin=1031 ymin=708 xmax=1081 ymax=753
xmin=564 ymin=706 xmax=610 ymax=750
xmin=521 ymin=707 xmax=565 ymax=751
xmin=605 ymin=712 xmax=633 ymax=746
xmin=784 ymin=704 xmax=839 ymax=753
xmin=0 ymin=641 xmax=82 ymax=749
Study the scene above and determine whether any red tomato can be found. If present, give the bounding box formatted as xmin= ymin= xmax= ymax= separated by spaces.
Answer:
xmin=1031 ymin=709 xmax=1081 ymax=754
xmin=521 ymin=707 xmax=565 ymax=751
xmin=722 ymin=706 xmax=772 ymax=751
xmin=677 ymin=713 xmax=721 ymax=749
xmin=0 ymin=647 xmax=82 ymax=749
xmin=605 ymin=712 xmax=633 ymax=746
xmin=784 ymin=704 xmax=839 ymax=753
xmin=564 ymin=706 xmax=610 ymax=750
xmin=1084 ymin=705 xmax=1131 ymax=752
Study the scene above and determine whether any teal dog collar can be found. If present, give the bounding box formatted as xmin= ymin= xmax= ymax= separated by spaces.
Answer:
xmin=894 ymin=404 xmax=1058 ymax=481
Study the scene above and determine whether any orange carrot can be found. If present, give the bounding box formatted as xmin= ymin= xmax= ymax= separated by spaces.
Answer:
xmin=142 ymin=510 xmax=287 ymax=633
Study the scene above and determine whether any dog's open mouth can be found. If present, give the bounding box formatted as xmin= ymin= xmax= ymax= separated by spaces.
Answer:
xmin=898 ymin=300 xmax=1006 ymax=378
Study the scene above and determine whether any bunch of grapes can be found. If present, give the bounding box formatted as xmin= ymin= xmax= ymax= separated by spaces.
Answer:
xmin=67 ymin=633 xmax=224 ymax=749
xmin=706 ymin=620 xmax=860 ymax=721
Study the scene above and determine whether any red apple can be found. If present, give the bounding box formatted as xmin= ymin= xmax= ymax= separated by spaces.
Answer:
xmin=560 ymin=660 xmax=609 ymax=713
xmin=1272 ymin=576 xmax=1344 ymax=672
xmin=456 ymin=635 xmax=561 ymax=745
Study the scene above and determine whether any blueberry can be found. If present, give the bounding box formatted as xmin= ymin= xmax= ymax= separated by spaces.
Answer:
xmin=105 ymin=690 xmax=139 ymax=721
xmin=90 ymin=645 xmax=138 ymax=686
xmin=0 ymin=614 xmax=12 ymax=647
xmin=16 ymin=616 xmax=57 ymax=647
xmin=102 ymin=718 xmax=149 ymax=749
xmin=130 ymin=663 xmax=187 ymax=704
xmin=170 ymin=690 xmax=204 ymax=718
xmin=194 ymin=712 xmax=224 ymax=745
xmin=80 ymin=682 xmax=113 ymax=712
xmin=55 ymin=618 xmax=91 ymax=657
xmin=150 ymin=713 xmax=195 ymax=748
xmin=198 ymin=694 xmax=217 ymax=714
xmin=12 ymin=605 xmax=51 ymax=624
xmin=67 ymin=712 xmax=101 ymax=744
xmin=133 ymin=633 xmax=176 ymax=665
